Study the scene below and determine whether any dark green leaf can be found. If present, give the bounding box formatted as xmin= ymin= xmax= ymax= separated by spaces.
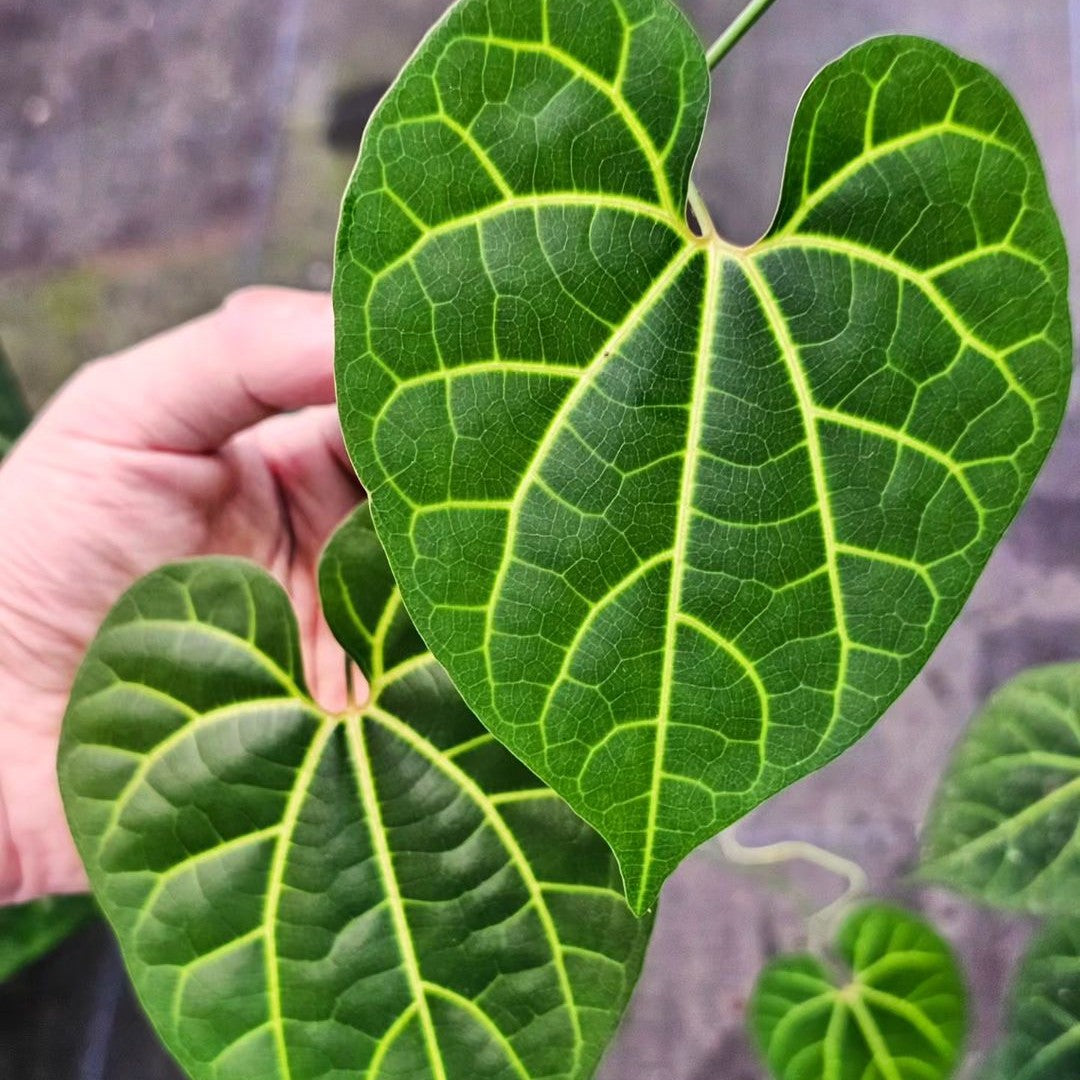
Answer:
xmin=921 ymin=664 xmax=1080 ymax=915
xmin=0 ymin=340 xmax=30 ymax=459
xmin=60 ymin=504 xmax=650 ymax=1080
xmin=991 ymin=920 xmax=1080 ymax=1080
xmin=749 ymin=904 xmax=968 ymax=1080
xmin=0 ymin=896 xmax=97 ymax=982
xmin=334 ymin=0 xmax=1073 ymax=913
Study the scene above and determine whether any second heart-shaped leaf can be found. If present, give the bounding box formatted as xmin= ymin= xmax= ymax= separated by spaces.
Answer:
xmin=334 ymin=0 xmax=1073 ymax=912
xmin=59 ymin=506 xmax=650 ymax=1080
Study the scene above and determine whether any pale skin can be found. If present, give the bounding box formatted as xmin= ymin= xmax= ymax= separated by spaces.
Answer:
xmin=0 ymin=287 xmax=363 ymax=905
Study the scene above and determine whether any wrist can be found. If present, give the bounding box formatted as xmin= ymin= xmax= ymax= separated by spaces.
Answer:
xmin=0 ymin=671 xmax=83 ymax=904
xmin=0 ymin=514 xmax=92 ymax=903
xmin=0 ymin=763 xmax=21 ymax=903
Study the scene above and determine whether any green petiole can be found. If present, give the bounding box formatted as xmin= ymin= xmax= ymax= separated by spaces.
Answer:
xmin=706 ymin=0 xmax=782 ymax=70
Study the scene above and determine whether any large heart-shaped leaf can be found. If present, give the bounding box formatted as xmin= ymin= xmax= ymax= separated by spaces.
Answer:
xmin=749 ymin=904 xmax=968 ymax=1080
xmin=988 ymin=919 xmax=1080 ymax=1080
xmin=921 ymin=664 xmax=1080 ymax=915
xmin=59 ymin=505 xmax=650 ymax=1080
xmin=334 ymin=0 xmax=1072 ymax=913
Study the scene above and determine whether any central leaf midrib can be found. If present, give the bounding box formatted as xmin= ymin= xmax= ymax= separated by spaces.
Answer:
xmin=481 ymin=240 xmax=701 ymax=696
xmin=366 ymin=701 xmax=584 ymax=1061
xmin=739 ymin=258 xmax=850 ymax=748
xmin=345 ymin=715 xmax=447 ymax=1080
xmin=822 ymin=998 xmax=847 ymax=1080
xmin=263 ymin=721 xmax=338 ymax=1080
xmin=848 ymin=993 xmax=906 ymax=1080
xmin=636 ymin=245 xmax=722 ymax=912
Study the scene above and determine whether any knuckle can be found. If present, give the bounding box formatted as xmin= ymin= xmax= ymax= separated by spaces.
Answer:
xmin=222 ymin=284 xmax=271 ymax=310
xmin=42 ymin=353 xmax=131 ymax=434
xmin=220 ymin=285 xmax=328 ymax=328
xmin=216 ymin=287 xmax=303 ymax=349
xmin=55 ymin=355 xmax=116 ymax=403
xmin=220 ymin=285 xmax=295 ymax=318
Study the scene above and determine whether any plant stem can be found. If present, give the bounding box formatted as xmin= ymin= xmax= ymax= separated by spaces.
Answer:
xmin=344 ymin=656 xmax=358 ymax=709
xmin=705 ymin=0 xmax=781 ymax=71
xmin=717 ymin=828 xmax=868 ymax=952
xmin=687 ymin=182 xmax=716 ymax=237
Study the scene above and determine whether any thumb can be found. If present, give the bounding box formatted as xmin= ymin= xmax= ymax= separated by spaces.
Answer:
xmin=44 ymin=288 xmax=337 ymax=453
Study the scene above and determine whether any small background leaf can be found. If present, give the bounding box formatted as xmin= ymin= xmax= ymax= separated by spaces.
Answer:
xmin=60 ymin=504 xmax=651 ymax=1080
xmin=990 ymin=920 xmax=1080 ymax=1080
xmin=749 ymin=904 xmax=967 ymax=1080
xmin=921 ymin=663 xmax=1080 ymax=914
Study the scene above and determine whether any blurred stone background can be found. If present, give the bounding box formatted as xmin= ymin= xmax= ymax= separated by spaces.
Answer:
xmin=0 ymin=0 xmax=1077 ymax=1077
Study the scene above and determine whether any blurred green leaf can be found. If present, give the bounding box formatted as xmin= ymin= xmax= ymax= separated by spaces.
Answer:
xmin=921 ymin=663 xmax=1080 ymax=915
xmin=749 ymin=904 xmax=967 ymax=1080
xmin=0 ymin=896 xmax=97 ymax=983
xmin=991 ymin=920 xmax=1080 ymax=1080
xmin=0 ymin=341 xmax=30 ymax=458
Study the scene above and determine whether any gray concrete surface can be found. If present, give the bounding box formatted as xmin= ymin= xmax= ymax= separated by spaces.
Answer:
xmin=0 ymin=1 xmax=1077 ymax=1077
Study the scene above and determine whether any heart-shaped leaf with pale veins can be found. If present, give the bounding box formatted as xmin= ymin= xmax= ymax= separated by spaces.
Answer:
xmin=334 ymin=0 xmax=1072 ymax=914
xmin=59 ymin=505 xmax=651 ymax=1080
xmin=921 ymin=663 xmax=1080 ymax=915
xmin=749 ymin=904 xmax=968 ymax=1080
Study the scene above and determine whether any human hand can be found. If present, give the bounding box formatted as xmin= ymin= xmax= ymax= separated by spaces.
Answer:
xmin=0 ymin=288 xmax=363 ymax=904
